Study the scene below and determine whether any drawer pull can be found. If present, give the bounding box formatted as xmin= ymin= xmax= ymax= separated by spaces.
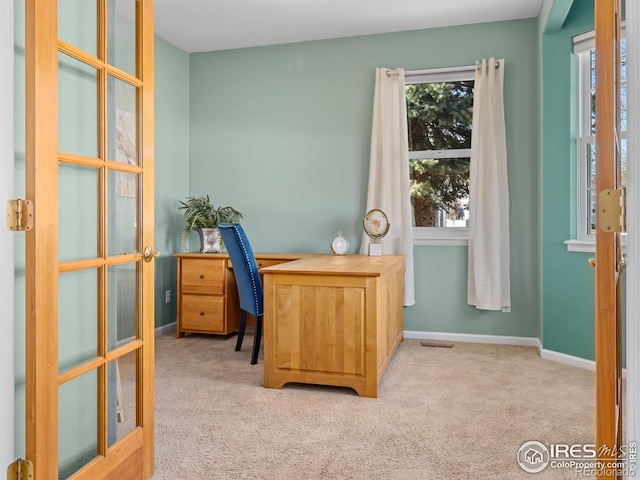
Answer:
xmin=199 ymin=274 xmax=204 ymax=279
xmin=200 ymin=311 xmax=205 ymax=316
xmin=259 ymin=262 xmax=264 ymax=267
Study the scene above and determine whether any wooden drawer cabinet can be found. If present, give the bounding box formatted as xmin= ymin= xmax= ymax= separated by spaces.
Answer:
xmin=174 ymin=254 xmax=237 ymax=337
xmin=181 ymin=260 xmax=225 ymax=294
xmin=255 ymin=258 xmax=286 ymax=269
xmin=181 ymin=294 xmax=225 ymax=332
xmin=174 ymin=253 xmax=306 ymax=338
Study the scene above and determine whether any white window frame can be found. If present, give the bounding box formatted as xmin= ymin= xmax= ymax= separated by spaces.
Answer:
xmin=405 ymin=66 xmax=475 ymax=246
xmin=566 ymin=27 xmax=627 ymax=253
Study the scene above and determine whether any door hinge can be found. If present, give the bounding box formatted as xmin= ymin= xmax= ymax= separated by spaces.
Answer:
xmin=6 ymin=199 xmax=33 ymax=232
xmin=6 ymin=458 xmax=33 ymax=480
xmin=598 ymin=188 xmax=625 ymax=233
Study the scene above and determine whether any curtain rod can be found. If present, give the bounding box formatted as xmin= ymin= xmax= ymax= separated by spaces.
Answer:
xmin=475 ymin=60 xmax=501 ymax=70
xmin=387 ymin=61 xmax=501 ymax=77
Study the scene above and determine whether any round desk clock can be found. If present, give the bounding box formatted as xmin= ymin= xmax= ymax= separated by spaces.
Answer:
xmin=331 ymin=231 xmax=349 ymax=255
xmin=363 ymin=209 xmax=390 ymax=256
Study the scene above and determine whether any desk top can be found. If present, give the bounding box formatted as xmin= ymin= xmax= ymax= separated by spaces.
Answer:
xmin=261 ymin=254 xmax=404 ymax=277
xmin=173 ymin=252 xmax=307 ymax=261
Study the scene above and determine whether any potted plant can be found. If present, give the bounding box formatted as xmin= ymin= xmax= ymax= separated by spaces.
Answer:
xmin=179 ymin=195 xmax=244 ymax=253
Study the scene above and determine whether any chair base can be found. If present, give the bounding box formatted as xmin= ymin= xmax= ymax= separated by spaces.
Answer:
xmin=236 ymin=311 xmax=263 ymax=365
xmin=235 ymin=311 xmax=247 ymax=352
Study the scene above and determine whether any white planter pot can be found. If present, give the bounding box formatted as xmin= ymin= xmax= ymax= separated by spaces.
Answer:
xmin=198 ymin=227 xmax=221 ymax=253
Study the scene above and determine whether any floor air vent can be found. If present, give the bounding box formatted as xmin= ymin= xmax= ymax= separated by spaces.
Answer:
xmin=420 ymin=342 xmax=454 ymax=348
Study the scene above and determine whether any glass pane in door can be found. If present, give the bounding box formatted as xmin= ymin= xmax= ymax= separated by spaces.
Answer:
xmin=59 ymin=163 xmax=99 ymax=262
xmin=108 ymin=0 xmax=137 ymax=76
xmin=108 ymin=351 xmax=138 ymax=447
xmin=108 ymin=170 xmax=139 ymax=256
xmin=108 ymin=263 xmax=138 ymax=348
xmin=621 ymin=137 xmax=627 ymax=187
xmin=107 ymin=75 xmax=138 ymax=165
xmin=58 ymin=269 xmax=98 ymax=374
xmin=58 ymin=0 xmax=97 ymax=56
xmin=58 ymin=53 xmax=98 ymax=158
xmin=58 ymin=370 xmax=98 ymax=479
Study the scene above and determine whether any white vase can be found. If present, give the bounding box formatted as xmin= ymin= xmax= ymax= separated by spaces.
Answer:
xmin=198 ymin=227 xmax=221 ymax=253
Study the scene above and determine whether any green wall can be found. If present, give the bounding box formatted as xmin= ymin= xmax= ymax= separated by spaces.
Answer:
xmin=541 ymin=0 xmax=596 ymax=360
xmin=11 ymin=0 xmax=606 ymax=464
xmin=186 ymin=19 xmax=541 ymax=339
xmin=153 ymin=36 xmax=191 ymax=328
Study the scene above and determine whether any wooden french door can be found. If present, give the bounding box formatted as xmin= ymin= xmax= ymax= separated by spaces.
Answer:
xmin=594 ymin=1 xmax=624 ymax=479
xmin=24 ymin=0 xmax=155 ymax=478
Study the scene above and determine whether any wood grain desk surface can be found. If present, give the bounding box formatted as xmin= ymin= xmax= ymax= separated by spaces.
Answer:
xmin=261 ymin=254 xmax=404 ymax=276
xmin=173 ymin=252 xmax=307 ymax=260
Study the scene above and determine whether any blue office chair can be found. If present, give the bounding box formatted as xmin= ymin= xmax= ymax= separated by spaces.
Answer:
xmin=218 ymin=223 xmax=263 ymax=365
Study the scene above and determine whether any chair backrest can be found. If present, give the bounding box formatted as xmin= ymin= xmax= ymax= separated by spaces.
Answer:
xmin=218 ymin=223 xmax=263 ymax=316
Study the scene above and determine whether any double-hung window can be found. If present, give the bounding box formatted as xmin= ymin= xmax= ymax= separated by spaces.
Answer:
xmin=405 ymin=67 xmax=475 ymax=245
xmin=569 ymin=28 xmax=626 ymax=251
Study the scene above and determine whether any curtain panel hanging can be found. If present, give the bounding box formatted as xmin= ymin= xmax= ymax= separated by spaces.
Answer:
xmin=360 ymin=67 xmax=415 ymax=306
xmin=467 ymin=58 xmax=511 ymax=311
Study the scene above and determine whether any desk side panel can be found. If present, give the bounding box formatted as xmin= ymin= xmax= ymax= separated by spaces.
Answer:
xmin=376 ymin=262 xmax=405 ymax=383
xmin=273 ymin=283 xmax=366 ymax=376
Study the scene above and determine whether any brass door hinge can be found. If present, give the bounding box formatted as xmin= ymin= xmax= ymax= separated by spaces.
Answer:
xmin=598 ymin=188 xmax=626 ymax=233
xmin=6 ymin=199 xmax=33 ymax=232
xmin=6 ymin=459 xmax=33 ymax=480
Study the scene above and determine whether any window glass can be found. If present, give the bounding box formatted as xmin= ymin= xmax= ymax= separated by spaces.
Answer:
xmin=405 ymin=79 xmax=474 ymax=230
xmin=575 ymin=34 xmax=626 ymax=239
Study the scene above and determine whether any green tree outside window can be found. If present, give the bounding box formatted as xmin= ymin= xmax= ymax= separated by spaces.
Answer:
xmin=406 ymin=80 xmax=474 ymax=227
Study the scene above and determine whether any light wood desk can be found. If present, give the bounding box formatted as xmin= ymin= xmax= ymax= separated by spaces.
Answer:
xmin=173 ymin=253 xmax=305 ymax=337
xmin=262 ymin=254 xmax=404 ymax=398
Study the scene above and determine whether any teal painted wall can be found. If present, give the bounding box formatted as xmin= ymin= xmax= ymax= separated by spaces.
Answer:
xmin=187 ymin=19 xmax=541 ymax=339
xmin=11 ymin=0 xmax=611 ymax=463
xmin=541 ymin=1 xmax=596 ymax=359
xmin=153 ymin=37 xmax=191 ymax=328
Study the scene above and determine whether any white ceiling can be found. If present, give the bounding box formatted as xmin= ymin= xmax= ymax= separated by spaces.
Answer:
xmin=154 ymin=0 xmax=544 ymax=53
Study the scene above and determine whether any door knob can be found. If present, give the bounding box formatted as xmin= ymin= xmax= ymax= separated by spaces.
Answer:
xmin=143 ymin=246 xmax=159 ymax=262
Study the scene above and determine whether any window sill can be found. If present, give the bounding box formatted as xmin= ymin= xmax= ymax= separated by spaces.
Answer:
xmin=413 ymin=227 xmax=468 ymax=247
xmin=565 ymin=236 xmax=626 ymax=253
xmin=564 ymin=239 xmax=595 ymax=253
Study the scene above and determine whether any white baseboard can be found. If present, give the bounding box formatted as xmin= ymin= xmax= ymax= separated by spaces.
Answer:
xmin=540 ymin=348 xmax=595 ymax=371
xmin=116 ymin=322 xmax=176 ymax=347
xmin=155 ymin=321 xmax=176 ymax=336
xmin=403 ymin=330 xmax=602 ymax=373
xmin=150 ymin=326 xmax=604 ymax=374
xmin=403 ymin=330 xmax=541 ymax=348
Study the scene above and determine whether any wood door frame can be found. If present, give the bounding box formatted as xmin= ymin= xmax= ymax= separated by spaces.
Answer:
xmin=139 ymin=0 xmax=156 ymax=475
xmin=594 ymin=1 xmax=623 ymax=477
xmin=24 ymin=0 xmax=156 ymax=478
xmin=24 ymin=1 xmax=59 ymax=477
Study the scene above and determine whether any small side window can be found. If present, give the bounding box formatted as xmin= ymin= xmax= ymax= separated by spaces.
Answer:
xmin=574 ymin=29 xmax=626 ymax=241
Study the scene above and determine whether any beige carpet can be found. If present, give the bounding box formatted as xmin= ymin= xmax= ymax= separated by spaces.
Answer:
xmin=147 ymin=330 xmax=595 ymax=479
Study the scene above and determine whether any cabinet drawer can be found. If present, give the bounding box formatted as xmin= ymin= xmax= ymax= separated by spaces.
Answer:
xmin=181 ymin=294 xmax=225 ymax=332
xmin=256 ymin=258 xmax=290 ymax=269
xmin=181 ymin=259 xmax=226 ymax=294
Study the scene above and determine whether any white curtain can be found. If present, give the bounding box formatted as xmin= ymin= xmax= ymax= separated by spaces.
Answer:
xmin=467 ymin=58 xmax=511 ymax=311
xmin=360 ymin=67 xmax=415 ymax=306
